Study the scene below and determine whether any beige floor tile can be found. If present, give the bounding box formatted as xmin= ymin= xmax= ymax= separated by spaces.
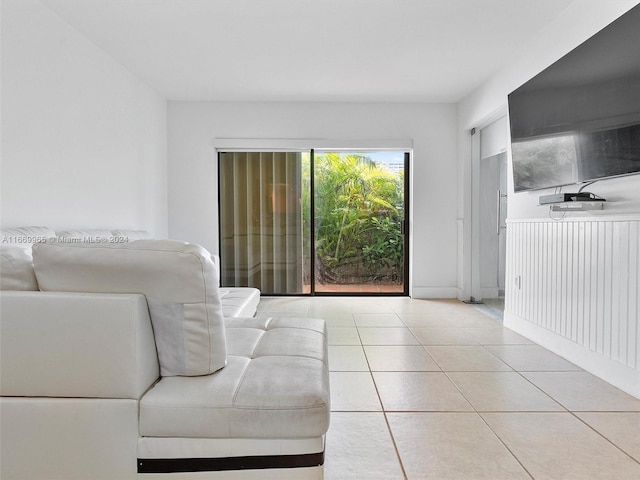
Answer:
xmin=397 ymin=313 xmax=457 ymax=327
xmin=440 ymin=314 xmax=501 ymax=328
xmin=410 ymin=327 xmax=479 ymax=346
xmin=364 ymin=346 xmax=441 ymax=372
xmin=447 ymin=371 xmax=564 ymax=411
xmin=310 ymin=298 xmax=395 ymax=314
xmin=461 ymin=327 xmax=533 ymax=345
xmin=324 ymin=412 xmax=404 ymax=480
xmin=387 ymin=413 xmax=530 ymax=479
xmin=329 ymin=372 xmax=381 ymax=411
xmin=257 ymin=311 xmax=309 ymax=318
xmin=358 ymin=327 xmax=420 ymax=345
xmin=307 ymin=304 xmax=354 ymax=316
xmin=522 ymin=371 xmax=640 ymax=411
xmin=327 ymin=327 xmax=361 ymax=345
xmin=261 ymin=296 xmax=640 ymax=478
xmin=373 ymin=372 xmax=474 ymax=411
xmin=322 ymin=314 xmax=356 ymax=327
xmin=426 ymin=346 xmax=512 ymax=371
xmin=259 ymin=297 xmax=310 ymax=314
xmin=485 ymin=345 xmax=582 ymax=371
xmin=482 ymin=412 xmax=640 ymax=479
xmin=353 ymin=313 xmax=404 ymax=327
xmin=390 ymin=299 xmax=471 ymax=314
xmin=328 ymin=346 xmax=369 ymax=371
xmin=347 ymin=300 xmax=396 ymax=314
xmin=575 ymin=412 xmax=640 ymax=462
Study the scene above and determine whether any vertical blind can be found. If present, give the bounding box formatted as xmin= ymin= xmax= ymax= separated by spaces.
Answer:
xmin=219 ymin=152 xmax=305 ymax=294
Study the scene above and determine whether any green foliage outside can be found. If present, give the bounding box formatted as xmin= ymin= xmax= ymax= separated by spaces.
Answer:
xmin=302 ymin=152 xmax=404 ymax=284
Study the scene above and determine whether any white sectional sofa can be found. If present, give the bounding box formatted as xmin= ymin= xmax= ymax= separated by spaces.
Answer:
xmin=0 ymin=227 xmax=330 ymax=479
xmin=0 ymin=227 xmax=261 ymax=318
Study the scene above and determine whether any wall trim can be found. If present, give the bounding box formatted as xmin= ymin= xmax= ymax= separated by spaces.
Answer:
xmin=504 ymin=310 xmax=640 ymax=399
xmin=213 ymin=138 xmax=414 ymax=151
xmin=507 ymin=214 xmax=640 ymax=223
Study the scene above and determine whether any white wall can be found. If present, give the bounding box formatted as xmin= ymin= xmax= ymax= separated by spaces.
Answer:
xmin=458 ymin=0 xmax=640 ymax=299
xmin=458 ymin=0 xmax=640 ymax=397
xmin=167 ymin=101 xmax=459 ymax=297
xmin=1 ymin=0 xmax=168 ymax=236
xmin=458 ymin=0 xmax=640 ymax=241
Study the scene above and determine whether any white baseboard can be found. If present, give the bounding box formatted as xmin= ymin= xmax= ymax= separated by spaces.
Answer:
xmin=504 ymin=311 xmax=640 ymax=400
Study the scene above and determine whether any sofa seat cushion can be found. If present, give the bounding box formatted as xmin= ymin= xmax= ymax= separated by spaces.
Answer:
xmin=139 ymin=317 xmax=329 ymax=439
xmin=218 ymin=287 xmax=260 ymax=317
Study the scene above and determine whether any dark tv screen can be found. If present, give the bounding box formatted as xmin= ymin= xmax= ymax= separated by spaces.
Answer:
xmin=508 ymin=4 xmax=640 ymax=192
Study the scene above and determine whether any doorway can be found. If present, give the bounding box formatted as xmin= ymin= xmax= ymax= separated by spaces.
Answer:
xmin=479 ymin=151 xmax=507 ymax=311
xmin=472 ymin=114 xmax=509 ymax=315
xmin=313 ymin=151 xmax=408 ymax=295
xmin=218 ymin=150 xmax=409 ymax=295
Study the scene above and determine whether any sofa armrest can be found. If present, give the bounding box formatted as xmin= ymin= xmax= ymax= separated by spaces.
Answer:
xmin=0 ymin=292 xmax=159 ymax=399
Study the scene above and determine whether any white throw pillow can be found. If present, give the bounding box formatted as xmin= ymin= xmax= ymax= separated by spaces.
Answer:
xmin=0 ymin=246 xmax=39 ymax=290
xmin=33 ymin=239 xmax=227 ymax=377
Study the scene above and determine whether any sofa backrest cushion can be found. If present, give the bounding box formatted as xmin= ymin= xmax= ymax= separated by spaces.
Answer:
xmin=55 ymin=229 xmax=114 ymax=241
xmin=0 ymin=226 xmax=54 ymax=291
xmin=55 ymin=229 xmax=151 ymax=243
xmin=111 ymin=229 xmax=151 ymax=241
xmin=0 ymin=226 xmax=56 ymax=247
xmin=33 ymin=239 xmax=227 ymax=377
xmin=0 ymin=291 xmax=159 ymax=399
xmin=0 ymin=246 xmax=39 ymax=290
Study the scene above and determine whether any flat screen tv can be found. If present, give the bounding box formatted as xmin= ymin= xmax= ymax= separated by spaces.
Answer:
xmin=508 ymin=3 xmax=640 ymax=193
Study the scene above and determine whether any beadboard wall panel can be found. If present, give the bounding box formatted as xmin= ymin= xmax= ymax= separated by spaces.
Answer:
xmin=505 ymin=217 xmax=640 ymax=371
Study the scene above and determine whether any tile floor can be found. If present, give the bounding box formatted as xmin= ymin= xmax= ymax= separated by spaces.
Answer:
xmin=257 ymin=296 xmax=640 ymax=480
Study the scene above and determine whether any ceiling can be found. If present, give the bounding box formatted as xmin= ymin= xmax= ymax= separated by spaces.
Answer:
xmin=40 ymin=0 xmax=575 ymax=102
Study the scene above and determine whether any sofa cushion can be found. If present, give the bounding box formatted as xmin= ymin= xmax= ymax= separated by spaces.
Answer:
xmin=139 ymin=316 xmax=329 ymax=439
xmin=218 ymin=287 xmax=260 ymax=317
xmin=0 ymin=246 xmax=38 ymax=290
xmin=32 ymin=239 xmax=227 ymax=377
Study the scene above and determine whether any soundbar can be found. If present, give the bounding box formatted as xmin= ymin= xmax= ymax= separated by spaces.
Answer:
xmin=539 ymin=192 xmax=605 ymax=205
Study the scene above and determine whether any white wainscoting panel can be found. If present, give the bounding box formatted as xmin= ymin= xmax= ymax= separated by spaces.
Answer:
xmin=506 ymin=217 xmax=640 ymax=374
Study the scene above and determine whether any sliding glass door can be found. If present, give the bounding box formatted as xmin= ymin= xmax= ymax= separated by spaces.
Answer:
xmin=219 ymin=150 xmax=408 ymax=295
xmin=313 ymin=151 xmax=407 ymax=294
xmin=219 ymin=152 xmax=309 ymax=294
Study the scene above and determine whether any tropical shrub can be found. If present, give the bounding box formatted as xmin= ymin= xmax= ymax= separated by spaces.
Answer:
xmin=305 ymin=152 xmax=404 ymax=284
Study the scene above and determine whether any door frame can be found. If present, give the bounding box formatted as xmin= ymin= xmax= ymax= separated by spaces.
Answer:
xmin=311 ymin=150 xmax=410 ymax=297
xmin=469 ymin=107 xmax=509 ymax=303
xmin=214 ymin=139 xmax=413 ymax=296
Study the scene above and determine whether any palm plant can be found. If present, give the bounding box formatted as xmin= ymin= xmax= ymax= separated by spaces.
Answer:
xmin=308 ymin=152 xmax=404 ymax=283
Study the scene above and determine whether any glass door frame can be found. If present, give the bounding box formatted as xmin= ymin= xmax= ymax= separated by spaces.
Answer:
xmin=310 ymin=150 xmax=410 ymax=297
xmin=217 ymin=148 xmax=411 ymax=297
